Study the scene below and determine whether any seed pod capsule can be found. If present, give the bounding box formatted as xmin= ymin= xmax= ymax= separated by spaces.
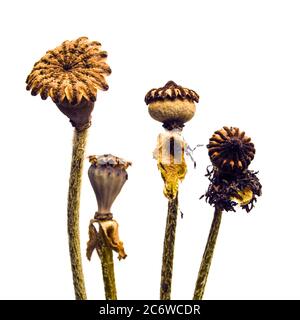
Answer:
xmin=87 ymin=154 xmax=131 ymax=260
xmin=207 ymin=126 xmax=255 ymax=174
xmin=88 ymin=154 xmax=131 ymax=215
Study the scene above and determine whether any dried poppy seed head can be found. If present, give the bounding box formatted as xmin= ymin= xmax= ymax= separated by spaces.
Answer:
xmin=145 ymin=81 xmax=199 ymax=129
xmin=207 ymin=126 xmax=255 ymax=174
xmin=88 ymin=154 xmax=131 ymax=215
xmin=26 ymin=37 xmax=111 ymax=130
xmin=26 ymin=37 xmax=111 ymax=104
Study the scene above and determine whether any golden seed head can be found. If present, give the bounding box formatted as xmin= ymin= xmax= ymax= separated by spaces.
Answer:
xmin=145 ymin=80 xmax=199 ymax=105
xmin=26 ymin=36 xmax=111 ymax=105
xmin=207 ymin=126 xmax=255 ymax=173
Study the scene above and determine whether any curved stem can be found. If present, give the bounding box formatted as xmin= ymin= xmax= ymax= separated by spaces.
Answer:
xmin=96 ymin=225 xmax=117 ymax=300
xmin=160 ymin=194 xmax=179 ymax=300
xmin=193 ymin=208 xmax=222 ymax=300
xmin=67 ymin=129 xmax=88 ymax=300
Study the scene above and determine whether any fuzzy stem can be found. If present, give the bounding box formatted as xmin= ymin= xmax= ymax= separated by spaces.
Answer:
xmin=67 ymin=129 xmax=88 ymax=300
xmin=193 ymin=208 xmax=222 ymax=300
xmin=96 ymin=225 xmax=117 ymax=300
xmin=160 ymin=194 xmax=179 ymax=300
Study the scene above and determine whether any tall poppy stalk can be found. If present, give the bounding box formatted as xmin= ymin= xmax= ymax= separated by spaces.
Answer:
xmin=145 ymin=81 xmax=199 ymax=299
xmin=86 ymin=154 xmax=130 ymax=300
xmin=26 ymin=37 xmax=111 ymax=299
xmin=193 ymin=126 xmax=262 ymax=299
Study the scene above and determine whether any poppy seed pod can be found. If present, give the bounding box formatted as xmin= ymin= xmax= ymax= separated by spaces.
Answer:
xmin=87 ymin=154 xmax=131 ymax=260
xmin=26 ymin=36 xmax=111 ymax=131
xmin=88 ymin=154 xmax=131 ymax=215
xmin=207 ymin=126 xmax=255 ymax=174
xmin=145 ymin=81 xmax=199 ymax=129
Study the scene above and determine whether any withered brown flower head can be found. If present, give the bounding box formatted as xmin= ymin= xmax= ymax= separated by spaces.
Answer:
xmin=203 ymin=127 xmax=262 ymax=213
xmin=26 ymin=36 xmax=111 ymax=105
xmin=203 ymin=167 xmax=262 ymax=212
xmin=145 ymin=81 xmax=199 ymax=105
xmin=207 ymin=126 xmax=255 ymax=174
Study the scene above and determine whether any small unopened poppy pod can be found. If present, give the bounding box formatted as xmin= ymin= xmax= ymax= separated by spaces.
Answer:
xmin=26 ymin=37 xmax=111 ymax=299
xmin=86 ymin=154 xmax=131 ymax=300
xmin=193 ymin=126 xmax=262 ymax=300
xmin=145 ymin=81 xmax=199 ymax=299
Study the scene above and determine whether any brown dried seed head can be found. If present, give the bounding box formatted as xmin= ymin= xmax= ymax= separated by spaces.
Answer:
xmin=207 ymin=126 xmax=255 ymax=173
xmin=145 ymin=81 xmax=199 ymax=126
xmin=26 ymin=36 xmax=111 ymax=105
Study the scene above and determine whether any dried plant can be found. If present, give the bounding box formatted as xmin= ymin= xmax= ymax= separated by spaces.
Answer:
xmin=193 ymin=126 xmax=262 ymax=300
xmin=207 ymin=126 xmax=255 ymax=174
xmin=145 ymin=80 xmax=199 ymax=130
xmin=25 ymin=37 xmax=111 ymax=300
xmin=87 ymin=154 xmax=131 ymax=300
xmin=145 ymin=81 xmax=199 ymax=299
xmin=26 ymin=36 xmax=110 ymax=103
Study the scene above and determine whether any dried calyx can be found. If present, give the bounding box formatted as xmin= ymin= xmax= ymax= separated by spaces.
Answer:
xmin=87 ymin=219 xmax=127 ymax=261
xmin=204 ymin=126 xmax=262 ymax=212
xmin=87 ymin=154 xmax=131 ymax=260
xmin=153 ymin=130 xmax=187 ymax=199
xmin=26 ymin=36 xmax=111 ymax=131
xmin=145 ymin=81 xmax=199 ymax=128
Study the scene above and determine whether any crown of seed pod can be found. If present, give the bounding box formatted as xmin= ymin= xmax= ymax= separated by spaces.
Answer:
xmin=207 ymin=126 xmax=255 ymax=174
xmin=26 ymin=36 xmax=111 ymax=131
xmin=145 ymin=81 xmax=199 ymax=130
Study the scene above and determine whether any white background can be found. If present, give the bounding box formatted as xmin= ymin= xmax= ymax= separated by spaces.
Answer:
xmin=0 ymin=0 xmax=299 ymax=300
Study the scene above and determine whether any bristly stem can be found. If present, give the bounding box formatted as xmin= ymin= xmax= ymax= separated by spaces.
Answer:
xmin=96 ymin=225 xmax=117 ymax=300
xmin=193 ymin=208 xmax=222 ymax=300
xmin=160 ymin=194 xmax=179 ymax=300
xmin=67 ymin=129 xmax=88 ymax=300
